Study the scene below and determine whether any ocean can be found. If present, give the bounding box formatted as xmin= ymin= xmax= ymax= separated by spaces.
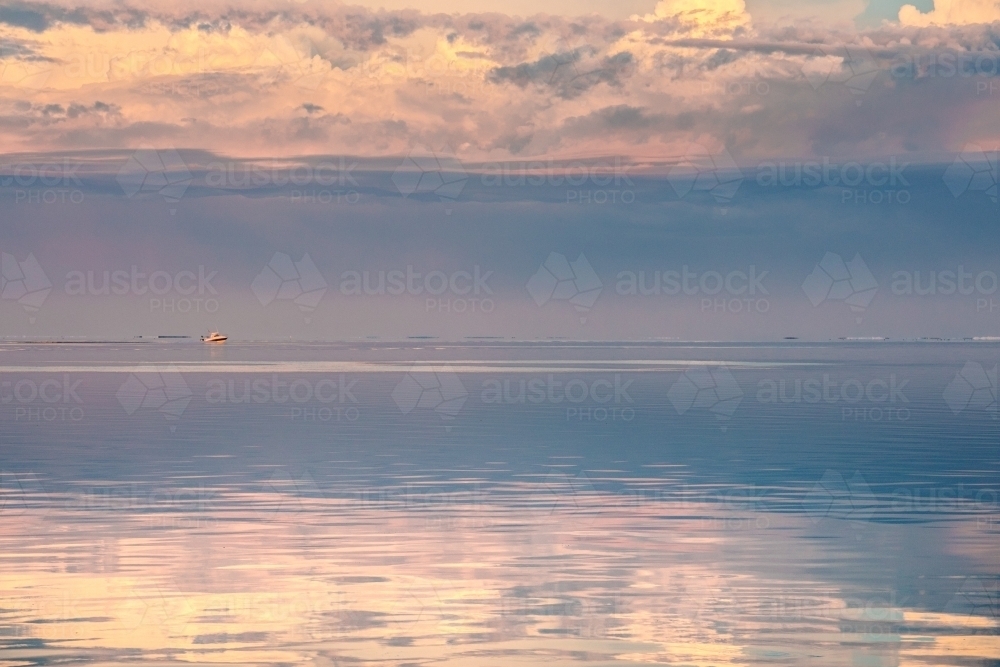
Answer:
xmin=1 ymin=341 xmax=998 ymax=666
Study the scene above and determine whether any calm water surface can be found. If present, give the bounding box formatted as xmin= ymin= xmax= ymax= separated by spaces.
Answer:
xmin=1 ymin=342 xmax=998 ymax=666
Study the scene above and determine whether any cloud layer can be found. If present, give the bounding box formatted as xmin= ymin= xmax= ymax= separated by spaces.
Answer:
xmin=0 ymin=0 xmax=997 ymax=164
xmin=899 ymin=0 xmax=1000 ymax=26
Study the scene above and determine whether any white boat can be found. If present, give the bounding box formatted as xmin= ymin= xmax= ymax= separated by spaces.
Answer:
xmin=201 ymin=331 xmax=228 ymax=343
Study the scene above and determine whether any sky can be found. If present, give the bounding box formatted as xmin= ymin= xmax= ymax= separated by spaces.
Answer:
xmin=0 ymin=0 xmax=998 ymax=341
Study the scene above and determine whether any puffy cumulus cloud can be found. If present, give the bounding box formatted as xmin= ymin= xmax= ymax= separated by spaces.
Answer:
xmin=899 ymin=0 xmax=1000 ymax=26
xmin=639 ymin=0 xmax=752 ymax=37
xmin=0 ymin=1 xmax=997 ymax=163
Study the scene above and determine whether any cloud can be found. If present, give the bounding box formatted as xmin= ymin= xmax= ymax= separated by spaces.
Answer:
xmin=899 ymin=0 xmax=1000 ymax=26
xmin=489 ymin=48 xmax=634 ymax=98
xmin=0 ymin=5 xmax=50 ymax=32
xmin=641 ymin=0 xmax=752 ymax=33
xmin=0 ymin=1 xmax=995 ymax=162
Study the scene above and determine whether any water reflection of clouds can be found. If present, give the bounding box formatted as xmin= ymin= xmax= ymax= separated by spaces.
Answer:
xmin=2 ymin=492 xmax=997 ymax=665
